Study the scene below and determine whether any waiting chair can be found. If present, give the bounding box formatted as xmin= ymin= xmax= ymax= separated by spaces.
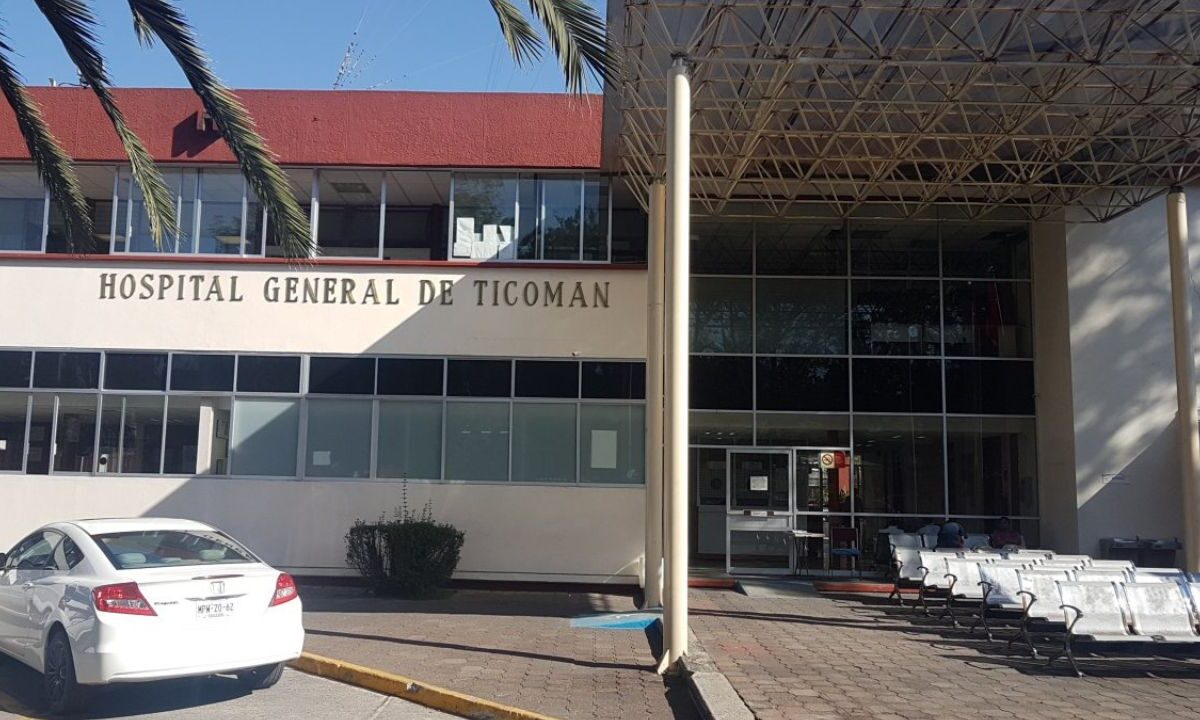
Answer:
xmin=1052 ymin=581 xmax=1151 ymax=677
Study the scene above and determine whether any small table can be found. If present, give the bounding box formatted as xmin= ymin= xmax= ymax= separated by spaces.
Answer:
xmin=790 ymin=530 xmax=825 ymax=576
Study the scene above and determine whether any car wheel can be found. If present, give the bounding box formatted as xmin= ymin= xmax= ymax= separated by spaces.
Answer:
xmin=236 ymin=662 xmax=285 ymax=690
xmin=44 ymin=629 xmax=87 ymax=716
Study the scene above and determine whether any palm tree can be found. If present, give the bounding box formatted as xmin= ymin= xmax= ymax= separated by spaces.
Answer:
xmin=4 ymin=0 xmax=619 ymax=256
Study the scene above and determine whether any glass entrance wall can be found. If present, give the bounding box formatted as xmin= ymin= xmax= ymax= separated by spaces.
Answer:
xmin=690 ymin=220 xmax=1037 ymax=569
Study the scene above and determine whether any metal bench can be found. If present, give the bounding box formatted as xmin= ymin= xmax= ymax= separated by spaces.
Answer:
xmin=941 ymin=556 xmax=990 ymax=626
xmin=1010 ymin=567 xmax=1074 ymax=657
xmin=888 ymin=537 xmax=924 ymax=606
xmin=1051 ymin=581 xmax=1153 ymax=677
xmin=915 ymin=550 xmax=954 ymax=615
xmin=974 ymin=560 xmax=1029 ymax=640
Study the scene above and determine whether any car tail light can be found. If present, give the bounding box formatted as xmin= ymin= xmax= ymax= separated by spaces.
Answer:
xmin=269 ymin=573 xmax=298 ymax=607
xmin=93 ymin=582 xmax=156 ymax=616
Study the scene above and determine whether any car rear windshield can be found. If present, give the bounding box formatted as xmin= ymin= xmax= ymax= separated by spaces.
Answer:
xmin=90 ymin=530 xmax=257 ymax=570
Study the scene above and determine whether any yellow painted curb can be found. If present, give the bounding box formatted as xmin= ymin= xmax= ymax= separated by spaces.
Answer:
xmin=290 ymin=652 xmax=560 ymax=720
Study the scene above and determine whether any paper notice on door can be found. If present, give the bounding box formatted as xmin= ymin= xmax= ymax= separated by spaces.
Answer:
xmin=590 ymin=430 xmax=618 ymax=469
xmin=749 ymin=475 xmax=769 ymax=491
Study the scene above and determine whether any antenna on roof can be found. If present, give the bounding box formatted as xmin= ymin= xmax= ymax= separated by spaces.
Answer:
xmin=333 ymin=1 xmax=374 ymax=89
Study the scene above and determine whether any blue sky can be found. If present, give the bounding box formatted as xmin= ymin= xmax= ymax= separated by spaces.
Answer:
xmin=0 ymin=0 xmax=605 ymax=92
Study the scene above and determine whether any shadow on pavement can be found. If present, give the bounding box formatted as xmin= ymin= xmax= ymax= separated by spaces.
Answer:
xmin=0 ymin=655 xmax=252 ymax=720
xmin=299 ymin=585 xmax=637 ymax=619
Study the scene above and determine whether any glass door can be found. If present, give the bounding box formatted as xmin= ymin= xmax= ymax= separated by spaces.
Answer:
xmin=726 ymin=449 xmax=792 ymax=574
xmin=794 ymin=448 xmax=854 ymax=573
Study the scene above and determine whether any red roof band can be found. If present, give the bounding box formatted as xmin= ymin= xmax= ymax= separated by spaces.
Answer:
xmin=0 ymin=87 xmax=603 ymax=169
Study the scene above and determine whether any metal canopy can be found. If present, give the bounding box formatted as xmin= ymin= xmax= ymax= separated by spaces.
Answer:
xmin=613 ymin=0 xmax=1200 ymax=222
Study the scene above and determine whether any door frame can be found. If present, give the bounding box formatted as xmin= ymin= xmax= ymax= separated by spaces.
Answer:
xmin=724 ymin=448 xmax=793 ymax=575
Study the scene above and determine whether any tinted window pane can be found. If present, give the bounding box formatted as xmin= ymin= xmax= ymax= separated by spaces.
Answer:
xmin=377 ymin=401 xmax=442 ymax=479
xmin=942 ymin=226 xmax=1030 ymax=279
xmin=582 ymin=361 xmax=645 ymax=399
xmin=755 ymin=414 xmax=850 ymax=447
xmin=378 ymin=358 xmax=443 ymax=396
xmin=755 ymin=278 xmax=847 ymax=354
xmin=53 ymin=394 xmax=97 ymax=472
xmin=447 ymin=359 xmax=511 ymax=397
xmin=444 ymin=401 xmax=509 ymax=481
xmin=851 ymin=280 xmax=941 ymax=355
xmin=515 ymin=360 xmax=579 ymax=398
xmin=0 ymin=351 xmax=31 ymax=388
xmin=852 ymin=359 xmax=942 ymax=413
xmin=236 ymin=355 xmax=301 ymax=393
xmin=692 ymin=221 xmax=752 ymax=274
xmin=691 ymin=278 xmax=753 ymax=353
xmin=755 ymin=222 xmax=846 ymax=275
xmin=230 ymin=398 xmax=299 ymax=476
xmin=0 ymin=393 xmax=27 ymax=471
xmin=170 ymin=354 xmax=234 ymax=392
xmin=947 ymin=416 xmax=1037 ymax=516
xmin=309 ymin=357 xmax=375 ymax=395
xmin=943 ymin=281 xmax=1032 ymax=358
xmin=945 ymin=360 xmax=1035 ymax=414
xmin=104 ymin=353 xmax=167 ymax=391
xmin=853 ymin=414 xmax=944 ymax=514
xmin=691 ymin=356 xmax=753 ymax=410
xmin=33 ymin=352 xmax=100 ymax=389
xmin=756 ymin=357 xmax=849 ymax=412
xmin=690 ymin=411 xmax=753 ymax=445
xmin=579 ymin=404 xmax=644 ymax=484
xmin=851 ymin=226 xmax=938 ymax=276
xmin=305 ymin=398 xmax=372 ymax=477
xmin=512 ymin=403 xmax=577 ymax=482
xmin=163 ymin=396 xmax=230 ymax=475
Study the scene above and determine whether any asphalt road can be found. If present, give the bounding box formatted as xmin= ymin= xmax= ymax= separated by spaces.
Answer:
xmin=0 ymin=655 xmax=454 ymax=720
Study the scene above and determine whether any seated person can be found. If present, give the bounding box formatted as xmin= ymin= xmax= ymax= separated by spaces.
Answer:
xmin=989 ymin=517 xmax=1025 ymax=548
xmin=935 ymin=521 xmax=965 ymax=550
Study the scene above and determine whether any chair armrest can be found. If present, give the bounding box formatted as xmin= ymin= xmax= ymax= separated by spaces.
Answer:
xmin=979 ymin=580 xmax=993 ymax=602
xmin=1016 ymin=589 xmax=1036 ymax=613
xmin=1059 ymin=603 xmax=1084 ymax=633
xmin=946 ymin=572 xmax=958 ymax=595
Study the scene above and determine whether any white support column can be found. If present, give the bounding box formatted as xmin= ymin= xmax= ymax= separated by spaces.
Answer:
xmin=1167 ymin=188 xmax=1200 ymax=572
xmin=663 ymin=56 xmax=691 ymax=669
xmin=644 ymin=181 xmax=666 ymax=609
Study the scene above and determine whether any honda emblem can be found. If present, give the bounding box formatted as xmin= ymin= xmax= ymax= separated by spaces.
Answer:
xmin=210 ymin=581 xmax=225 ymax=595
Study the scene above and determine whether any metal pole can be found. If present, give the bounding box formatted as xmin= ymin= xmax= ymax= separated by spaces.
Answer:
xmin=664 ymin=56 xmax=691 ymax=669
xmin=1167 ymin=188 xmax=1200 ymax=572
xmin=645 ymin=181 xmax=666 ymax=609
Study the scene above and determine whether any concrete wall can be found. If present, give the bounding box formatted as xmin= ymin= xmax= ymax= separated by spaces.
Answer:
xmin=0 ymin=259 xmax=648 ymax=583
xmin=1054 ymin=191 xmax=1200 ymax=557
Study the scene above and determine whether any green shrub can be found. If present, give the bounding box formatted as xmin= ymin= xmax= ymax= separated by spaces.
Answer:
xmin=345 ymin=490 xmax=464 ymax=597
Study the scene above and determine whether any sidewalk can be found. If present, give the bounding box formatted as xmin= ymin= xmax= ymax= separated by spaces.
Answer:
xmin=299 ymin=585 xmax=698 ymax=720
xmin=689 ymin=584 xmax=1200 ymax=720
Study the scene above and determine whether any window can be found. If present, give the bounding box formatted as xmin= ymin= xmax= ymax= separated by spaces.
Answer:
xmin=383 ymin=171 xmax=449 ymax=261
xmin=98 ymin=395 xmax=164 ymax=474
xmin=92 ymin=529 xmax=255 ymax=569
xmin=128 ymin=169 xmax=196 ymax=253
xmin=452 ymin=174 xmax=516 ymax=260
xmin=755 ymin=278 xmax=846 ymax=354
xmin=54 ymin=536 xmax=84 ymax=570
xmin=47 ymin=165 xmax=116 ymax=253
xmin=942 ymin=226 xmax=1030 ymax=279
xmin=104 ymin=353 xmax=167 ymax=391
xmin=4 ymin=530 xmax=62 ymax=570
xmin=317 ymin=170 xmax=382 ymax=258
xmin=853 ymin=415 xmax=945 ymax=514
xmin=851 ymin=280 xmax=941 ymax=355
xmin=308 ymin=357 xmax=375 ymax=395
xmin=582 ymin=178 xmax=609 ymax=261
xmin=943 ymin=281 xmax=1033 ymax=358
xmin=692 ymin=222 xmax=753 ymax=275
xmin=305 ymin=398 xmax=371 ymax=478
xmin=581 ymin=361 xmax=645 ymax=399
xmin=447 ymin=359 xmax=511 ymax=397
xmin=196 ymin=170 xmax=245 ymax=255
xmin=690 ymin=278 xmax=753 ymax=353
xmin=236 ymin=355 xmax=301 ymax=393
xmin=690 ymin=411 xmax=753 ymax=446
xmin=378 ymin=358 xmax=443 ymax=396
xmin=515 ymin=361 xmax=578 ymax=398
xmin=53 ymin=395 xmax=98 ymax=473
xmin=26 ymin=395 xmax=52 ymax=474
xmin=170 ymin=354 xmax=234 ymax=392
xmin=230 ymin=398 xmax=299 ymax=476
xmin=755 ymin=414 xmax=850 ymax=447
xmin=945 ymin=360 xmax=1035 ymax=415
xmin=377 ymin=401 xmax=442 ymax=480
xmin=0 ymin=351 xmax=31 ymax=388
xmin=755 ymin=357 xmax=848 ymax=412
xmin=579 ymin=404 xmax=644 ymax=484
xmin=610 ymin=207 xmax=647 ymax=264
xmin=444 ymin=402 xmax=509 ymax=481
xmin=34 ymin=352 xmax=100 ymax=389
xmin=541 ymin=177 xmax=582 ymax=260
xmin=691 ymin=356 xmax=753 ymax=410
xmin=947 ymin=416 xmax=1037 ymax=516
xmin=0 ymin=393 xmax=27 ymax=471
xmin=0 ymin=166 xmax=45 ymax=251
xmin=755 ymin=223 xmax=847 ymax=276
xmin=852 ymin=359 xmax=942 ymax=413
xmin=850 ymin=226 xmax=938 ymax=276
xmin=511 ymin=403 xmax=576 ymax=482
xmin=164 ymin=396 xmax=230 ymax=475
xmin=266 ymin=169 xmax=313 ymax=257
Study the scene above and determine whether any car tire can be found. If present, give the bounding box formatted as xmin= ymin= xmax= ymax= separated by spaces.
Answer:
xmin=44 ymin=629 xmax=87 ymax=716
xmin=236 ymin=662 xmax=285 ymax=690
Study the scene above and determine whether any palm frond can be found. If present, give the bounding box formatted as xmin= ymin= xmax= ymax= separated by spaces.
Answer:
xmin=35 ymin=0 xmax=177 ymax=246
xmin=126 ymin=0 xmax=313 ymax=257
xmin=488 ymin=0 xmax=543 ymax=66
xmin=0 ymin=34 xmax=92 ymax=251
xmin=525 ymin=0 xmax=620 ymax=94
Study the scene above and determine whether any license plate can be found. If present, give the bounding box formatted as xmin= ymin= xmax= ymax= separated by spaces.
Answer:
xmin=195 ymin=601 xmax=236 ymax=619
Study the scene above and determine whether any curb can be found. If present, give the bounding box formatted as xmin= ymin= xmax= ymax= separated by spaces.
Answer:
xmin=290 ymin=652 xmax=559 ymax=720
xmin=679 ymin=635 xmax=754 ymax=720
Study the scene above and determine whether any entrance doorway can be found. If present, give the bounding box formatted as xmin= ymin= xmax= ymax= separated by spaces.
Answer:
xmin=721 ymin=447 xmax=854 ymax=575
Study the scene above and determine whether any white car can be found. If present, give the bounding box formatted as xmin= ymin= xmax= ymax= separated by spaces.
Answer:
xmin=0 ymin=518 xmax=304 ymax=714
